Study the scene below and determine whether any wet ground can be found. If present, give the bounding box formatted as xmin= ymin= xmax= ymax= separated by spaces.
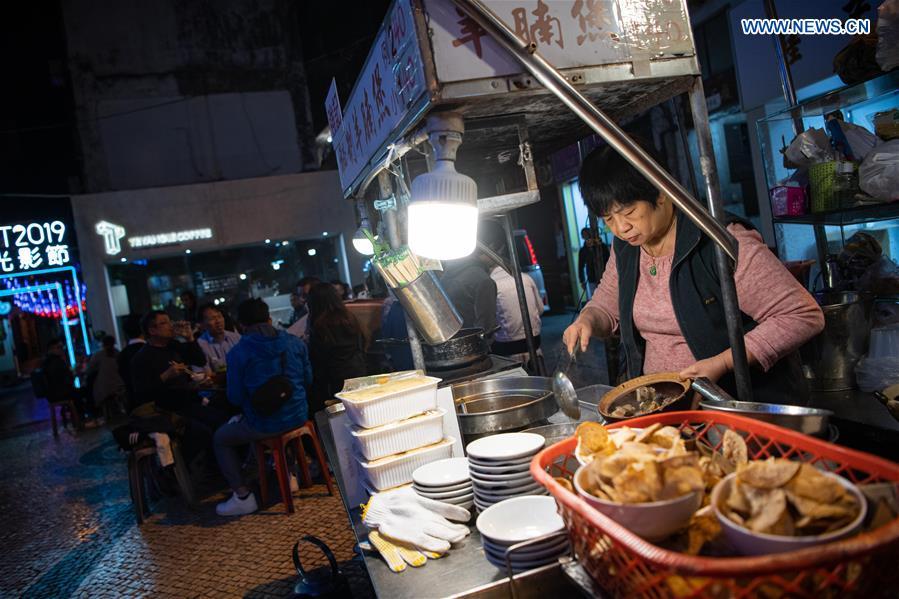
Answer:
xmin=0 ymin=313 xmax=604 ymax=598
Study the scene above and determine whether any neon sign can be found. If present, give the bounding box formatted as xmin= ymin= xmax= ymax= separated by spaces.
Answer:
xmin=0 ymin=221 xmax=71 ymax=273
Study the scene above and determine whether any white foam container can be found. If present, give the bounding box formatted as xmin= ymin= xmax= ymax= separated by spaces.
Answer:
xmin=357 ymin=438 xmax=455 ymax=491
xmin=350 ymin=409 xmax=446 ymax=461
xmin=337 ymin=375 xmax=440 ymax=428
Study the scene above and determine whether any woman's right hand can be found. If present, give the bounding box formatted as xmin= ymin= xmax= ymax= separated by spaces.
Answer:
xmin=563 ymin=319 xmax=592 ymax=355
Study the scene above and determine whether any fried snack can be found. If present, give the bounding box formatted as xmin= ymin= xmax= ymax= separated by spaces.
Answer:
xmin=722 ymin=429 xmax=748 ymax=467
xmin=685 ymin=512 xmax=722 ymax=555
xmin=554 ymin=476 xmax=574 ymax=493
xmin=737 ymin=458 xmax=801 ymax=489
xmin=575 ymin=421 xmax=614 ymax=464
xmin=579 ymin=421 xmax=704 ymax=505
xmin=720 ymin=458 xmax=861 ymax=537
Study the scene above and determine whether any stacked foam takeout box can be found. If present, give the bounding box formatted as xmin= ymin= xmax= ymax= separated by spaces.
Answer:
xmin=336 ymin=371 xmax=453 ymax=492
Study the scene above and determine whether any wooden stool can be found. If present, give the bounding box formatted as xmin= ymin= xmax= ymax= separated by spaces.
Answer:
xmin=48 ymin=400 xmax=82 ymax=437
xmin=127 ymin=437 xmax=197 ymax=525
xmin=127 ymin=445 xmax=157 ymax=524
xmin=254 ymin=421 xmax=335 ymax=514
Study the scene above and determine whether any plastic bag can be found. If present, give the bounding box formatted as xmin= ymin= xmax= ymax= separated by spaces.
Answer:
xmin=859 ymin=139 xmax=899 ymax=200
xmin=838 ymin=121 xmax=879 ymax=161
xmin=877 ymin=0 xmax=899 ymax=71
xmin=855 ymin=355 xmax=899 ymax=392
xmin=784 ymin=128 xmax=834 ymax=167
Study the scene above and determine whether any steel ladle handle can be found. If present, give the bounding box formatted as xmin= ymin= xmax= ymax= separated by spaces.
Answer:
xmin=691 ymin=377 xmax=737 ymax=404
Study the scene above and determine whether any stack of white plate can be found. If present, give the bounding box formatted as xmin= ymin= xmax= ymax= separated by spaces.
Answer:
xmin=411 ymin=457 xmax=474 ymax=509
xmin=477 ymin=496 xmax=570 ymax=572
xmin=466 ymin=433 xmax=546 ymax=511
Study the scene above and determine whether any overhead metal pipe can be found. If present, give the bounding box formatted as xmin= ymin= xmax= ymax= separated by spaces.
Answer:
xmin=451 ymin=0 xmax=738 ymax=264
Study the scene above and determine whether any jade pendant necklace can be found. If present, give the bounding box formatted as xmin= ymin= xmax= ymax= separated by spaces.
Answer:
xmin=641 ymin=216 xmax=676 ymax=277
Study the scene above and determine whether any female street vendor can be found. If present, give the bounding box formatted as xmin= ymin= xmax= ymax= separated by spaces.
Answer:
xmin=563 ymin=143 xmax=825 ymax=403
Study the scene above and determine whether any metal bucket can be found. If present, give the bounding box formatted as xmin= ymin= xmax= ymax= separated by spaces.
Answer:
xmin=801 ymin=291 xmax=873 ymax=391
xmin=451 ymin=377 xmax=557 ymax=445
xmin=392 ymin=270 xmax=463 ymax=344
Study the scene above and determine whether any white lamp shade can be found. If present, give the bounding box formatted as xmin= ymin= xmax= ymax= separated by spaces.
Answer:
xmin=352 ymin=236 xmax=375 ymax=256
xmin=408 ymin=159 xmax=478 ymax=260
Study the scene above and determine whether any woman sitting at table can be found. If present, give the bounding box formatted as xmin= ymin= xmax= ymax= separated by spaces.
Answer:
xmin=307 ymin=283 xmax=367 ymax=414
xmin=562 ymin=141 xmax=824 ymax=403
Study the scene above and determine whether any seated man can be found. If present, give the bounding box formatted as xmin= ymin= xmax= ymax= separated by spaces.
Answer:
xmin=41 ymin=338 xmax=89 ymax=420
xmin=130 ymin=310 xmax=228 ymax=434
xmin=117 ymin=314 xmax=146 ymax=412
xmin=196 ymin=303 xmax=241 ymax=371
xmin=213 ymin=298 xmax=312 ymax=517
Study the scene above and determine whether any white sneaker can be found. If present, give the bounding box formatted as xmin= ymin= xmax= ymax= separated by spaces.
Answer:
xmin=215 ymin=492 xmax=258 ymax=516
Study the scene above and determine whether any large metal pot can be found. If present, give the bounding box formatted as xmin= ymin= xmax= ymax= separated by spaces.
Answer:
xmin=378 ymin=326 xmax=499 ymax=371
xmin=801 ymin=291 xmax=873 ymax=390
xmin=451 ymin=376 xmax=558 ymax=444
xmin=422 ymin=326 xmax=499 ymax=370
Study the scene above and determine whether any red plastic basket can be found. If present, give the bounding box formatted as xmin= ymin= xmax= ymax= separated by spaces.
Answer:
xmin=530 ymin=411 xmax=899 ymax=598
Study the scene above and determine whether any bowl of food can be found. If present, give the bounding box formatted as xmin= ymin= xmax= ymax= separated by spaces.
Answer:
xmin=598 ymin=373 xmax=692 ymax=421
xmin=572 ymin=422 xmax=705 ymax=541
xmin=711 ymin=459 xmax=866 ymax=556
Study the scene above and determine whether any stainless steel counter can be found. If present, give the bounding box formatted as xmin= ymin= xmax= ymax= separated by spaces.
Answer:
xmin=314 ymin=387 xmax=609 ymax=599
xmin=314 ymin=379 xmax=899 ymax=598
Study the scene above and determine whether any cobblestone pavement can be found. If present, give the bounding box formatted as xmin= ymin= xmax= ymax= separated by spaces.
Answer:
xmin=0 ymin=313 xmax=600 ymax=599
xmin=0 ymin=384 xmax=369 ymax=599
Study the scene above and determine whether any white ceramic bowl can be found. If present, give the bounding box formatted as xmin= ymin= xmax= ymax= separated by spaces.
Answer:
xmin=413 ymin=479 xmax=472 ymax=494
xmin=573 ymin=465 xmax=702 ymax=541
xmin=469 ymin=471 xmax=534 ymax=486
xmin=482 ymin=535 xmax=569 ymax=559
xmin=414 ymin=485 xmax=474 ymax=500
xmin=468 ymin=462 xmax=532 ymax=476
xmin=466 ymin=433 xmax=545 ymax=461
xmin=476 ymin=496 xmax=564 ymax=543
xmin=711 ymin=472 xmax=867 ymax=556
xmin=443 ymin=492 xmax=475 ymax=505
xmin=474 ymin=484 xmax=544 ymax=503
xmin=412 ymin=457 xmax=470 ymax=487
xmin=468 ymin=454 xmax=537 ymax=468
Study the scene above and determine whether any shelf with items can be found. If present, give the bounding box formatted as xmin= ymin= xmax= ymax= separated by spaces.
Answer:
xmin=772 ymin=201 xmax=899 ymax=227
xmin=756 ymin=71 xmax=899 ymax=268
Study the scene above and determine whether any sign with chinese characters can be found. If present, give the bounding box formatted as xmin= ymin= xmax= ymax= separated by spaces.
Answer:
xmin=96 ymin=221 xmax=214 ymax=255
xmin=330 ymin=0 xmax=428 ymax=195
xmin=424 ymin=0 xmax=693 ymax=83
xmin=325 ymin=78 xmax=343 ymax=136
xmin=0 ymin=221 xmax=72 ymax=273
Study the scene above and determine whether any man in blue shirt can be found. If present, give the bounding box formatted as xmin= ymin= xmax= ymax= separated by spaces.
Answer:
xmin=196 ymin=303 xmax=241 ymax=370
xmin=213 ymin=298 xmax=312 ymax=517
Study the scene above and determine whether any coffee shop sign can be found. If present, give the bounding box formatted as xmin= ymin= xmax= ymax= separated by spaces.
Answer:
xmin=95 ymin=221 xmax=213 ymax=256
xmin=0 ymin=221 xmax=70 ymax=273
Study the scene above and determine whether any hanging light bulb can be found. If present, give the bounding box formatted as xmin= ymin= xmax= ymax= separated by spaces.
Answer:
xmin=408 ymin=112 xmax=478 ymax=260
xmin=352 ymin=216 xmax=377 ymax=256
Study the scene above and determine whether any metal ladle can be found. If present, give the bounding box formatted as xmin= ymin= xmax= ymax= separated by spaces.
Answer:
xmin=552 ymin=348 xmax=580 ymax=420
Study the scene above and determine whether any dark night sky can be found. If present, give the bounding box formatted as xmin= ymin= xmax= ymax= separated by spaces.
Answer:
xmin=1 ymin=0 xmax=393 ymax=196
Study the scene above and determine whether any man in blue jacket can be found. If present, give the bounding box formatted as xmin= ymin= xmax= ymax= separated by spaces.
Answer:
xmin=214 ymin=298 xmax=312 ymax=517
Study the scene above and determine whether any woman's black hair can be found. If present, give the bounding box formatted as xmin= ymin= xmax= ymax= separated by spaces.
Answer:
xmin=307 ymin=282 xmax=363 ymax=345
xmin=578 ymin=139 xmax=664 ymax=217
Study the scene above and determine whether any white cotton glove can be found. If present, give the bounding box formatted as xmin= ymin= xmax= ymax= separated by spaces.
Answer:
xmin=362 ymin=487 xmax=471 ymax=554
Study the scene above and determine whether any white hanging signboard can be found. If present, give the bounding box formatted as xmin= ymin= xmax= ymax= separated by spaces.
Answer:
xmin=330 ymin=0 xmax=428 ymax=195
xmin=424 ymin=0 xmax=693 ymax=83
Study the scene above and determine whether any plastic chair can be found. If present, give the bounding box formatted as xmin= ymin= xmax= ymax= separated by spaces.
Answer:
xmin=254 ymin=421 xmax=335 ymax=514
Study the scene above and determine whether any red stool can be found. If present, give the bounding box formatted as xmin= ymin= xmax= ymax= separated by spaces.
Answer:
xmin=254 ymin=421 xmax=335 ymax=514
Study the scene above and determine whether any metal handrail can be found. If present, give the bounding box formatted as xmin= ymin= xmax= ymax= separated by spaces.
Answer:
xmin=450 ymin=0 xmax=738 ymax=264
xmin=451 ymin=0 xmax=753 ymax=401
